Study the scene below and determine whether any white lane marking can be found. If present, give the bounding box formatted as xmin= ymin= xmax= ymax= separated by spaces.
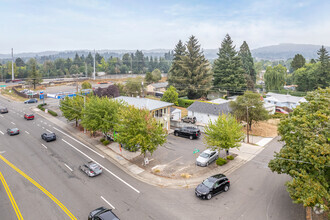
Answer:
xmin=48 ymin=124 xmax=51 ymax=127
xmin=46 ymin=129 xmax=52 ymax=133
xmin=11 ymin=122 xmax=15 ymax=125
xmin=62 ymin=139 xmax=140 ymax=194
xmin=0 ymin=151 xmax=6 ymax=154
xmin=37 ymin=124 xmax=40 ymax=126
xmin=44 ymin=122 xmax=47 ymax=125
xmin=0 ymin=115 xmax=3 ymax=117
xmin=101 ymin=196 xmax=115 ymax=209
xmin=42 ymin=127 xmax=45 ymax=129
xmin=25 ymin=131 xmax=30 ymax=134
xmin=41 ymin=144 xmax=47 ymax=149
xmin=0 ymin=131 xmax=4 ymax=135
xmin=54 ymin=127 xmax=104 ymax=158
xmin=64 ymin=164 xmax=73 ymax=172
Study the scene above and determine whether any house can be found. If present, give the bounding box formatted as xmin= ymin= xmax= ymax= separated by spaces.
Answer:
xmin=113 ymin=96 xmax=173 ymax=131
xmin=170 ymin=107 xmax=182 ymax=120
xmin=264 ymin=92 xmax=307 ymax=109
xmin=210 ymin=98 xmax=230 ymax=104
xmin=146 ymin=82 xmax=168 ymax=93
xmin=264 ymin=102 xmax=276 ymax=114
xmin=187 ymin=101 xmax=232 ymax=125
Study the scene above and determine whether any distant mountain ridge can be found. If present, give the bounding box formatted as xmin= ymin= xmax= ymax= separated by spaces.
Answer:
xmin=0 ymin=43 xmax=329 ymax=61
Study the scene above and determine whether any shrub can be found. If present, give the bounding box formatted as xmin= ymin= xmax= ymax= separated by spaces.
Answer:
xmin=100 ymin=138 xmax=105 ymax=142
xmin=216 ymin=157 xmax=227 ymax=166
xmin=37 ymin=104 xmax=45 ymax=111
xmin=226 ymin=155 xmax=234 ymax=160
xmin=48 ymin=110 xmax=58 ymax=117
xmin=177 ymin=98 xmax=195 ymax=108
xmin=102 ymin=140 xmax=110 ymax=146
xmin=271 ymin=113 xmax=287 ymax=119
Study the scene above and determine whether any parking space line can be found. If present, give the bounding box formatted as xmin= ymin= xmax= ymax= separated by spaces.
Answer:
xmin=62 ymin=139 xmax=140 ymax=193
xmin=11 ymin=122 xmax=15 ymax=125
xmin=0 ymin=131 xmax=4 ymax=135
xmin=101 ymin=196 xmax=115 ymax=209
xmin=42 ymin=127 xmax=45 ymax=129
xmin=64 ymin=164 xmax=73 ymax=172
xmin=46 ymin=129 xmax=52 ymax=133
xmin=25 ymin=131 xmax=30 ymax=134
xmin=0 ymin=115 xmax=3 ymax=117
xmin=41 ymin=144 xmax=47 ymax=149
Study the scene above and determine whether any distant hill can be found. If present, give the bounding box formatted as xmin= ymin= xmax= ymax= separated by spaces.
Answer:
xmin=251 ymin=43 xmax=330 ymax=60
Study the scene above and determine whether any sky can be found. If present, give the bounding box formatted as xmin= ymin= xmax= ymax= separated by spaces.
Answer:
xmin=0 ymin=0 xmax=329 ymax=54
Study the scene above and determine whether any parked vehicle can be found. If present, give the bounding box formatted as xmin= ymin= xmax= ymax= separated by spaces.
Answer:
xmin=24 ymin=113 xmax=35 ymax=120
xmin=80 ymin=161 xmax=102 ymax=177
xmin=275 ymin=108 xmax=289 ymax=114
xmin=181 ymin=116 xmax=197 ymax=124
xmin=0 ymin=107 xmax=8 ymax=114
xmin=174 ymin=127 xmax=201 ymax=140
xmin=196 ymin=149 xmax=219 ymax=167
xmin=88 ymin=207 xmax=119 ymax=220
xmin=24 ymin=98 xmax=38 ymax=104
xmin=7 ymin=128 xmax=20 ymax=136
xmin=5 ymin=79 xmax=11 ymax=83
xmin=195 ymin=174 xmax=230 ymax=200
xmin=41 ymin=132 xmax=56 ymax=142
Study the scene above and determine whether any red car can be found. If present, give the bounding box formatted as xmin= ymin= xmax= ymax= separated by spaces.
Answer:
xmin=275 ymin=108 xmax=289 ymax=114
xmin=24 ymin=113 xmax=35 ymax=120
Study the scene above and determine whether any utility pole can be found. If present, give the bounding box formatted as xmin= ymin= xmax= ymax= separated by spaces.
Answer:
xmin=76 ymin=74 xmax=79 ymax=93
xmin=85 ymin=62 xmax=87 ymax=78
xmin=93 ymin=49 xmax=96 ymax=80
xmin=11 ymin=48 xmax=14 ymax=81
xmin=246 ymin=105 xmax=255 ymax=144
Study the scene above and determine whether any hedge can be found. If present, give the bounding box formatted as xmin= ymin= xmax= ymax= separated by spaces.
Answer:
xmin=48 ymin=110 xmax=58 ymax=117
xmin=216 ymin=157 xmax=227 ymax=166
xmin=177 ymin=98 xmax=195 ymax=108
xmin=226 ymin=155 xmax=234 ymax=160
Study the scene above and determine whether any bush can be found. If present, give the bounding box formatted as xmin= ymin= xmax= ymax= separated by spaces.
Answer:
xmin=216 ymin=157 xmax=227 ymax=166
xmin=100 ymin=138 xmax=105 ymax=142
xmin=102 ymin=140 xmax=110 ymax=146
xmin=37 ymin=104 xmax=45 ymax=111
xmin=226 ymin=155 xmax=234 ymax=160
xmin=48 ymin=110 xmax=58 ymax=117
xmin=177 ymin=98 xmax=195 ymax=108
xmin=271 ymin=112 xmax=287 ymax=119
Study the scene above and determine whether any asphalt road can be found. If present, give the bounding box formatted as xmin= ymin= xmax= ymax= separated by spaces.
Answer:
xmin=0 ymin=95 xmax=305 ymax=220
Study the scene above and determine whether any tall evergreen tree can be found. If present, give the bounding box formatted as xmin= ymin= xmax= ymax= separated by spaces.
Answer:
xmin=316 ymin=46 xmax=330 ymax=88
xmin=213 ymin=34 xmax=246 ymax=96
xmin=180 ymin=36 xmax=212 ymax=99
xmin=168 ymin=40 xmax=186 ymax=96
xmin=291 ymin=54 xmax=306 ymax=71
xmin=238 ymin=41 xmax=256 ymax=90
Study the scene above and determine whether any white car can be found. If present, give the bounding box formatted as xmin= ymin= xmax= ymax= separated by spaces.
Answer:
xmin=196 ymin=149 xmax=219 ymax=167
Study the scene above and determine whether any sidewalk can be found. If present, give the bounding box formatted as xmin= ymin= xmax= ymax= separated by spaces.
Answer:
xmin=33 ymin=107 xmax=274 ymax=189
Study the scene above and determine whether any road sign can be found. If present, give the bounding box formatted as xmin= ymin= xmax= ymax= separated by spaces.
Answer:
xmin=193 ymin=149 xmax=200 ymax=154
xmin=40 ymin=91 xmax=44 ymax=94
xmin=39 ymin=94 xmax=44 ymax=99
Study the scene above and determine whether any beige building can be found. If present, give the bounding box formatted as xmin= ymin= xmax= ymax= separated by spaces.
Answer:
xmin=146 ymin=82 xmax=168 ymax=93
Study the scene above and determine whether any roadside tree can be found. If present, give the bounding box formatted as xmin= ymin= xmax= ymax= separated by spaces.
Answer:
xmin=161 ymin=86 xmax=178 ymax=105
xmin=268 ymin=87 xmax=330 ymax=211
xmin=59 ymin=95 xmax=85 ymax=127
xmin=81 ymin=81 xmax=92 ymax=89
xmin=203 ymin=114 xmax=245 ymax=156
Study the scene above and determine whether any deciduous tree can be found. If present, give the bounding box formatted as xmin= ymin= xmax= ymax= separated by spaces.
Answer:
xmin=60 ymin=95 xmax=84 ymax=127
xmin=264 ymin=64 xmax=286 ymax=91
xmin=161 ymin=86 xmax=178 ymax=105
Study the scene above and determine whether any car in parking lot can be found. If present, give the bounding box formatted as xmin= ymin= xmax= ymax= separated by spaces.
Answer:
xmin=0 ymin=107 xmax=8 ymax=114
xmin=275 ymin=108 xmax=289 ymax=114
xmin=7 ymin=128 xmax=20 ymax=136
xmin=80 ymin=161 xmax=102 ymax=177
xmin=196 ymin=149 xmax=218 ymax=167
xmin=24 ymin=113 xmax=35 ymax=120
xmin=174 ymin=126 xmax=201 ymax=140
xmin=195 ymin=174 xmax=230 ymax=200
xmin=181 ymin=116 xmax=196 ymax=124
xmin=88 ymin=207 xmax=119 ymax=220
xmin=24 ymin=98 xmax=38 ymax=104
xmin=41 ymin=132 xmax=56 ymax=142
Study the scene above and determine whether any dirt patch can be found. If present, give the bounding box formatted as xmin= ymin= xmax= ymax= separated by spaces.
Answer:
xmin=245 ymin=119 xmax=280 ymax=137
xmin=172 ymin=106 xmax=188 ymax=117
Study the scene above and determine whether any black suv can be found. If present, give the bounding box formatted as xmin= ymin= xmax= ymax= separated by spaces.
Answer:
xmin=195 ymin=174 xmax=230 ymax=200
xmin=88 ymin=207 xmax=119 ymax=220
xmin=41 ymin=132 xmax=56 ymax=142
xmin=174 ymin=127 xmax=201 ymax=140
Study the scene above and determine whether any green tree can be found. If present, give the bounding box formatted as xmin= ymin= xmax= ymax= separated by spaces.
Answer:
xmin=124 ymin=77 xmax=143 ymax=96
xmin=133 ymin=50 xmax=145 ymax=74
xmin=264 ymin=64 xmax=287 ymax=91
xmin=239 ymin=41 xmax=256 ymax=90
xmin=27 ymin=58 xmax=42 ymax=89
xmin=145 ymin=72 xmax=153 ymax=84
xmin=180 ymin=35 xmax=212 ymax=99
xmin=81 ymin=96 xmax=122 ymax=135
xmin=203 ymin=113 xmax=245 ymax=155
xmin=316 ymin=46 xmax=330 ymax=88
xmin=69 ymin=64 xmax=79 ymax=75
xmin=81 ymin=81 xmax=92 ymax=89
xmin=161 ymin=86 xmax=178 ymax=105
xmin=291 ymin=54 xmax=306 ymax=71
xmin=15 ymin=58 xmax=25 ymax=67
xmin=310 ymin=58 xmax=316 ymax=64
xmin=59 ymin=95 xmax=84 ymax=127
xmin=230 ymin=91 xmax=269 ymax=130
xmin=293 ymin=63 xmax=319 ymax=91
xmin=213 ymin=34 xmax=246 ymax=95
xmin=168 ymin=40 xmax=186 ymax=96
xmin=115 ymin=105 xmax=167 ymax=163
xmin=268 ymin=88 xmax=330 ymax=211
xmin=151 ymin=68 xmax=162 ymax=82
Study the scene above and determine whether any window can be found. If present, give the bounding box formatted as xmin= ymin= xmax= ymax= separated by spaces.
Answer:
xmin=155 ymin=110 xmax=159 ymax=117
xmin=164 ymin=108 xmax=166 ymax=114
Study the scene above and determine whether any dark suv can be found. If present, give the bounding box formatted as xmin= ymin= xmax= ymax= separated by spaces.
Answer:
xmin=174 ymin=127 xmax=201 ymax=140
xmin=88 ymin=207 xmax=119 ymax=220
xmin=195 ymin=174 xmax=230 ymax=200
xmin=41 ymin=132 xmax=56 ymax=142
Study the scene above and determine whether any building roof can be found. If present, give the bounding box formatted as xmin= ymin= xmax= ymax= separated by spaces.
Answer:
xmin=187 ymin=101 xmax=232 ymax=116
xmin=265 ymin=92 xmax=306 ymax=103
xmin=170 ymin=107 xmax=181 ymax=113
xmin=150 ymin=82 xmax=168 ymax=89
xmin=114 ymin=96 xmax=173 ymax=111
xmin=209 ymin=98 xmax=230 ymax=104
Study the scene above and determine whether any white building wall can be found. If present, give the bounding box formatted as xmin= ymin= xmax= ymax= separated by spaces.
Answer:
xmin=188 ymin=111 xmax=218 ymax=125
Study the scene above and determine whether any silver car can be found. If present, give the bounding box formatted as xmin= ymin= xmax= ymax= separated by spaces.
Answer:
xmin=196 ymin=149 xmax=219 ymax=167
xmin=80 ymin=161 xmax=102 ymax=177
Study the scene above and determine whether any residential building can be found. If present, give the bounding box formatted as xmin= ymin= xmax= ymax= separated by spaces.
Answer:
xmin=264 ymin=92 xmax=307 ymax=109
xmin=170 ymin=107 xmax=181 ymax=120
xmin=146 ymin=82 xmax=168 ymax=93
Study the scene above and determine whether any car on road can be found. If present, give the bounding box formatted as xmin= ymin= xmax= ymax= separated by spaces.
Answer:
xmin=181 ymin=116 xmax=196 ymax=124
xmin=24 ymin=113 xmax=35 ymax=120
xmin=275 ymin=108 xmax=289 ymax=114
xmin=24 ymin=98 xmax=38 ymax=104
xmin=0 ymin=107 xmax=8 ymax=114
xmin=196 ymin=149 xmax=219 ymax=167
xmin=195 ymin=174 xmax=230 ymax=200
xmin=7 ymin=128 xmax=20 ymax=136
xmin=41 ymin=132 xmax=56 ymax=142
xmin=80 ymin=161 xmax=102 ymax=177
xmin=174 ymin=126 xmax=201 ymax=140
xmin=88 ymin=207 xmax=119 ymax=220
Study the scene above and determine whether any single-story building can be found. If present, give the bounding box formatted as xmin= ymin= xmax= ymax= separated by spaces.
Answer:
xmin=170 ymin=107 xmax=182 ymax=120
xmin=187 ymin=101 xmax=232 ymax=125
xmin=264 ymin=92 xmax=307 ymax=109
xmin=146 ymin=82 xmax=168 ymax=93
xmin=113 ymin=96 xmax=173 ymax=131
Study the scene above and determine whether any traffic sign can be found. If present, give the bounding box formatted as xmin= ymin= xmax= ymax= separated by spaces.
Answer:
xmin=40 ymin=91 xmax=44 ymax=94
xmin=39 ymin=94 xmax=44 ymax=99
xmin=193 ymin=148 xmax=200 ymax=154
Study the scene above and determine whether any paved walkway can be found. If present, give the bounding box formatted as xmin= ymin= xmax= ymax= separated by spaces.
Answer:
xmin=32 ymin=106 xmax=275 ymax=189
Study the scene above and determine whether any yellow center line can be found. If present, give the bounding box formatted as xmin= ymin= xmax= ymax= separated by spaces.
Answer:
xmin=0 ymin=171 xmax=24 ymax=220
xmin=0 ymin=155 xmax=77 ymax=220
